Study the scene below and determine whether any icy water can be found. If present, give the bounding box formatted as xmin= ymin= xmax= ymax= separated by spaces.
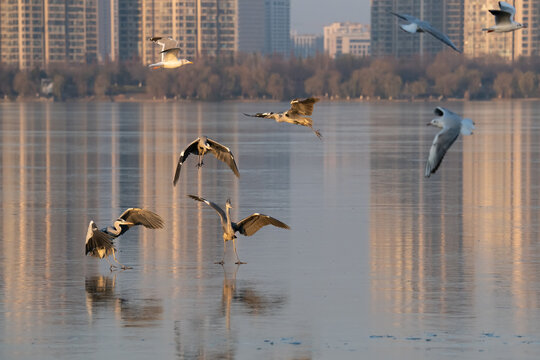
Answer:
xmin=0 ymin=100 xmax=539 ymax=359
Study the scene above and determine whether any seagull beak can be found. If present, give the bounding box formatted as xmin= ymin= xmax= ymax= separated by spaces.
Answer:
xmin=426 ymin=122 xmax=432 ymax=126
xmin=523 ymin=24 xmax=528 ymax=28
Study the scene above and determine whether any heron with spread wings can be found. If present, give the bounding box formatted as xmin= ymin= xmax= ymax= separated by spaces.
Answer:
xmin=244 ymin=97 xmax=322 ymax=139
xmin=173 ymin=136 xmax=240 ymax=186
xmin=85 ymin=208 xmax=164 ymax=270
xmin=188 ymin=195 xmax=290 ymax=264
xmin=148 ymin=36 xmax=192 ymax=69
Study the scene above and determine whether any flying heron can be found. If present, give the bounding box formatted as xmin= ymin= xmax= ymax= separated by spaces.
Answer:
xmin=85 ymin=208 xmax=164 ymax=270
xmin=243 ymin=97 xmax=322 ymax=139
xmin=425 ymin=107 xmax=475 ymax=178
xmin=187 ymin=195 xmax=290 ymax=264
xmin=148 ymin=36 xmax=192 ymax=69
xmin=173 ymin=136 xmax=240 ymax=186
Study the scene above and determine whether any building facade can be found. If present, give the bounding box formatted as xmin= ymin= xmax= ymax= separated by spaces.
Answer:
xmin=371 ymin=0 xmax=464 ymax=57
xmin=324 ymin=23 xmax=370 ymax=58
xmin=292 ymin=33 xmax=323 ymax=58
xmin=0 ymin=0 xmax=99 ymax=69
xmin=264 ymin=0 xmax=290 ymax=55
xmin=464 ymin=0 xmax=538 ymax=60
xmin=237 ymin=0 xmax=265 ymax=53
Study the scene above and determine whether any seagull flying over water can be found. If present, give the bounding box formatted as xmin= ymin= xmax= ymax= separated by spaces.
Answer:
xmin=390 ymin=12 xmax=462 ymax=53
xmin=148 ymin=36 xmax=192 ymax=69
xmin=483 ymin=1 xmax=526 ymax=33
xmin=173 ymin=136 xmax=240 ymax=186
xmin=425 ymin=107 xmax=475 ymax=178
xmin=85 ymin=208 xmax=164 ymax=269
xmin=244 ymin=97 xmax=322 ymax=139
xmin=187 ymin=195 xmax=290 ymax=264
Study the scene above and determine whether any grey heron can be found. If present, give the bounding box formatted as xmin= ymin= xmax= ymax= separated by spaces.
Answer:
xmin=390 ymin=12 xmax=462 ymax=53
xmin=187 ymin=195 xmax=290 ymax=264
xmin=243 ymin=97 xmax=322 ymax=139
xmin=174 ymin=136 xmax=240 ymax=186
xmin=483 ymin=1 xmax=526 ymax=33
xmin=85 ymin=208 xmax=164 ymax=269
xmin=148 ymin=36 xmax=192 ymax=69
xmin=425 ymin=107 xmax=475 ymax=178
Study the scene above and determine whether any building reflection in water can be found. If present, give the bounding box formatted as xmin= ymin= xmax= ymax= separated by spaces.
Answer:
xmin=369 ymin=102 xmax=540 ymax=334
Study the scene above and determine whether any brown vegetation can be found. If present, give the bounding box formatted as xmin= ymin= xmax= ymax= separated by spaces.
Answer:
xmin=1 ymin=53 xmax=539 ymax=101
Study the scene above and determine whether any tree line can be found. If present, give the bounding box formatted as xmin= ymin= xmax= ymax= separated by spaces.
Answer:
xmin=1 ymin=53 xmax=539 ymax=101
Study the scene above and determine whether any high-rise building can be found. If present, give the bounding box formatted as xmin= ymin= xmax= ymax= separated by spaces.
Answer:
xmin=118 ymin=0 xmax=142 ymax=61
xmin=99 ymin=0 xmax=119 ymax=62
xmin=371 ymin=0 xmax=464 ymax=57
xmin=0 ymin=0 xmax=99 ymax=69
xmin=238 ymin=0 xmax=265 ymax=53
xmin=292 ymin=33 xmax=324 ymax=58
xmin=140 ymin=0 xmax=238 ymax=65
xmin=324 ymin=23 xmax=371 ymax=58
xmin=464 ymin=0 xmax=537 ymax=60
xmin=264 ymin=0 xmax=290 ymax=55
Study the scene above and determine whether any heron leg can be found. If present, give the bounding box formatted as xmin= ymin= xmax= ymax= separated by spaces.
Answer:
xmin=196 ymin=155 xmax=204 ymax=168
xmin=215 ymin=240 xmax=226 ymax=265
xmin=112 ymin=249 xmax=132 ymax=270
xmin=106 ymin=257 xmax=117 ymax=271
xmin=233 ymin=239 xmax=246 ymax=265
xmin=311 ymin=126 xmax=322 ymax=139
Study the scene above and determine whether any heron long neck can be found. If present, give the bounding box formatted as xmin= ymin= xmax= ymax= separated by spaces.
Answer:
xmin=225 ymin=206 xmax=233 ymax=231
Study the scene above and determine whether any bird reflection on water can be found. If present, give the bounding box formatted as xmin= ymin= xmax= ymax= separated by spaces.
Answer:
xmin=85 ymin=275 xmax=163 ymax=328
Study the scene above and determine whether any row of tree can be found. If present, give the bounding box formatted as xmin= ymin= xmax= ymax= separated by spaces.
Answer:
xmin=1 ymin=53 xmax=540 ymax=101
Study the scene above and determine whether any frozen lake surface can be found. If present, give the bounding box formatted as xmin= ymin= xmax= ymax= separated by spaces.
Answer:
xmin=0 ymin=101 xmax=539 ymax=359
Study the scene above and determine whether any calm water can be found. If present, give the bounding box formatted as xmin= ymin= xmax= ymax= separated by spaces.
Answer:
xmin=0 ymin=100 xmax=539 ymax=359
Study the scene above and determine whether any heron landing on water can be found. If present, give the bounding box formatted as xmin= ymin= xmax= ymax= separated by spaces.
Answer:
xmin=187 ymin=195 xmax=290 ymax=264
xmin=85 ymin=208 xmax=164 ymax=270
xmin=243 ymin=97 xmax=322 ymax=139
xmin=173 ymin=136 xmax=240 ymax=186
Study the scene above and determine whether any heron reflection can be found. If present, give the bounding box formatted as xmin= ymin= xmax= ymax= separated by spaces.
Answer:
xmin=85 ymin=275 xmax=163 ymax=328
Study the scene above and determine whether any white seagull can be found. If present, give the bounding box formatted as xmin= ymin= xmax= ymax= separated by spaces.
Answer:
xmin=148 ymin=36 xmax=192 ymax=69
xmin=425 ymin=107 xmax=475 ymax=178
xmin=390 ymin=12 xmax=462 ymax=53
xmin=483 ymin=1 xmax=527 ymax=33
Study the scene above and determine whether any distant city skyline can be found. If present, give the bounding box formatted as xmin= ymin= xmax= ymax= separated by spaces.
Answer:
xmin=291 ymin=0 xmax=370 ymax=34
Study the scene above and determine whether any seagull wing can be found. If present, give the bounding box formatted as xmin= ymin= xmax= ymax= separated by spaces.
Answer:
xmin=420 ymin=22 xmax=462 ymax=53
xmin=425 ymin=125 xmax=461 ymax=177
xmin=85 ymin=222 xmax=115 ymax=257
xmin=489 ymin=9 xmax=513 ymax=24
xmin=119 ymin=208 xmax=164 ymax=229
xmin=498 ymin=1 xmax=516 ymax=18
xmin=173 ymin=138 xmax=201 ymax=186
xmin=233 ymin=213 xmax=290 ymax=237
xmin=207 ymin=138 xmax=240 ymax=178
xmin=389 ymin=12 xmax=419 ymax=23
xmin=162 ymin=48 xmax=181 ymax=62
xmin=288 ymin=97 xmax=319 ymax=116
xmin=187 ymin=195 xmax=227 ymax=228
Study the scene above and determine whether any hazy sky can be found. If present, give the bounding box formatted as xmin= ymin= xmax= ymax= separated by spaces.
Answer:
xmin=291 ymin=0 xmax=370 ymax=34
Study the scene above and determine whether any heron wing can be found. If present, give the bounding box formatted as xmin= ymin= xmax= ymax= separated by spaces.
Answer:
xmin=173 ymin=138 xmax=201 ymax=186
xmin=420 ymin=22 xmax=461 ymax=53
xmin=288 ymin=97 xmax=319 ymax=116
xmin=243 ymin=112 xmax=275 ymax=119
xmin=118 ymin=208 xmax=164 ymax=229
xmin=187 ymin=195 xmax=227 ymax=227
xmin=425 ymin=125 xmax=461 ymax=177
xmin=234 ymin=213 xmax=290 ymax=237
xmin=85 ymin=222 xmax=115 ymax=257
xmin=207 ymin=138 xmax=240 ymax=178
